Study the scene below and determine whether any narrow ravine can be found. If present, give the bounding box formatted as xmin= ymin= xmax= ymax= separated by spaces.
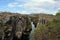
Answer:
xmin=29 ymin=22 xmax=35 ymax=40
xmin=21 ymin=21 xmax=35 ymax=40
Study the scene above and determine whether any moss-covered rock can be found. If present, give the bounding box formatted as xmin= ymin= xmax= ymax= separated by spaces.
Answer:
xmin=30 ymin=13 xmax=60 ymax=40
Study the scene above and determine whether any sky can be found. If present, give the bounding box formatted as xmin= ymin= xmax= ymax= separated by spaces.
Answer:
xmin=0 ymin=0 xmax=60 ymax=15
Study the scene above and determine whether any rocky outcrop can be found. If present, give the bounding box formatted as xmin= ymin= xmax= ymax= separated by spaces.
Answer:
xmin=2 ymin=15 xmax=27 ymax=40
xmin=0 ymin=12 xmax=32 ymax=40
xmin=0 ymin=12 xmax=56 ymax=40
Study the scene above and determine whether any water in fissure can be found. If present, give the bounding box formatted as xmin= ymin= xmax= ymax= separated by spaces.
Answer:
xmin=29 ymin=22 xmax=35 ymax=40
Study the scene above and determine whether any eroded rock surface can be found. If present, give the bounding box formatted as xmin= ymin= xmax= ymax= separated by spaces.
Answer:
xmin=0 ymin=12 xmax=32 ymax=40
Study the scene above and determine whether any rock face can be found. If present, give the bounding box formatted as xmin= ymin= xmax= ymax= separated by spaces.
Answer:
xmin=2 ymin=15 xmax=27 ymax=40
xmin=0 ymin=12 xmax=32 ymax=40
